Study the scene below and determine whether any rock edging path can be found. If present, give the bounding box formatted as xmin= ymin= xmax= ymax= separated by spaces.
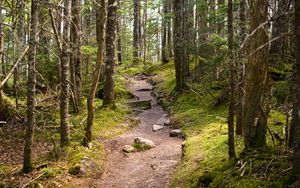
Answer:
xmin=94 ymin=76 xmax=182 ymax=188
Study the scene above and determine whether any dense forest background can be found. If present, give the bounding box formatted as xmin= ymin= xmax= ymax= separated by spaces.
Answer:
xmin=1 ymin=0 xmax=300 ymax=187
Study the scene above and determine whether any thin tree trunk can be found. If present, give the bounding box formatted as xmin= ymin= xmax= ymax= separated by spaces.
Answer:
xmin=83 ymin=0 xmax=107 ymax=146
xmin=133 ymin=0 xmax=141 ymax=65
xmin=60 ymin=0 xmax=71 ymax=147
xmin=174 ymin=0 xmax=185 ymax=92
xmin=117 ymin=0 xmax=122 ymax=65
xmin=162 ymin=0 xmax=169 ymax=64
xmin=23 ymin=0 xmax=38 ymax=173
xmin=72 ymin=0 xmax=82 ymax=109
xmin=243 ymin=0 xmax=269 ymax=149
xmin=236 ymin=0 xmax=246 ymax=136
xmin=292 ymin=0 xmax=300 ymax=178
xmin=103 ymin=0 xmax=118 ymax=107
xmin=143 ymin=0 xmax=147 ymax=62
xmin=227 ymin=0 xmax=236 ymax=159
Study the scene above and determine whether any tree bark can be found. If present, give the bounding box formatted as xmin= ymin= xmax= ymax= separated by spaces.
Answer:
xmin=174 ymin=0 xmax=185 ymax=92
xmin=103 ymin=0 xmax=118 ymax=107
xmin=227 ymin=0 xmax=236 ymax=159
xmin=236 ymin=0 xmax=247 ymax=136
xmin=117 ymin=0 xmax=122 ymax=65
xmin=83 ymin=0 xmax=107 ymax=145
xmin=243 ymin=0 xmax=269 ymax=149
xmin=293 ymin=0 xmax=300 ymax=178
xmin=71 ymin=0 xmax=82 ymax=111
xmin=60 ymin=0 xmax=71 ymax=147
xmin=133 ymin=0 xmax=141 ymax=64
xmin=162 ymin=0 xmax=169 ymax=64
xmin=23 ymin=0 xmax=38 ymax=173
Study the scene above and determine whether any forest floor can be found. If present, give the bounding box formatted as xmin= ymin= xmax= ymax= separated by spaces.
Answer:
xmin=70 ymin=75 xmax=183 ymax=188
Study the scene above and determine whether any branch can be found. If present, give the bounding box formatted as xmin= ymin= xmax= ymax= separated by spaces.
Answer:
xmin=0 ymin=46 xmax=29 ymax=89
xmin=247 ymin=33 xmax=293 ymax=58
xmin=49 ymin=9 xmax=62 ymax=52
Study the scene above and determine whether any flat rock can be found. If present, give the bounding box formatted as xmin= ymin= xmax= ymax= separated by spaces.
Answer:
xmin=152 ymin=124 xmax=164 ymax=132
xmin=170 ymin=129 xmax=183 ymax=137
xmin=134 ymin=137 xmax=155 ymax=149
xmin=127 ymin=99 xmax=152 ymax=110
xmin=123 ymin=145 xmax=136 ymax=153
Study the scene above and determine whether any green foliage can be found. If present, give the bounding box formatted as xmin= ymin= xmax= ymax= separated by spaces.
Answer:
xmin=82 ymin=45 xmax=97 ymax=55
xmin=272 ymin=81 xmax=290 ymax=104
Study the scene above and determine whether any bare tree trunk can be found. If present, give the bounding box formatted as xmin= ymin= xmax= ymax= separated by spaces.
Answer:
xmin=236 ymin=0 xmax=246 ymax=136
xmin=103 ymin=0 xmax=118 ymax=107
xmin=23 ymin=0 xmax=38 ymax=173
xmin=71 ymin=0 xmax=82 ymax=110
xmin=117 ymin=0 xmax=122 ymax=65
xmin=269 ymin=0 xmax=290 ymax=68
xmin=293 ymin=0 xmax=300 ymax=178
xmin=83 ymin=0 xmax=107 ymax=146
xmin=60 ymin=0 xmax=71 ymax=147
xmin=162 ymin=0 xmax=169 ymax=64
xmin=243 ymin=0 xmax=269 ymax=149
xmin=133 ymin=0 xmax=141 ymax=65
xmin=143 ymin=0 xmax=147 ymax=62
xmin=227 ymin=0 xmax=236 ymax=159
xmin=174 ymin=0 xmax=185 ymax=92
xmin=167 ymin=0 xmax=173 ymax=59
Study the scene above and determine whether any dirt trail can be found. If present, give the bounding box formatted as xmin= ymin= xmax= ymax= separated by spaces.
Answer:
xmin=93 ymin=76 xmax=182 ymax=188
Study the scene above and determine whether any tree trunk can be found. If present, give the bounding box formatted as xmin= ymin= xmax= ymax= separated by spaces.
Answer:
xmin=243 ymin=0 xmax=269 ymax=149
xmin=269 ymin=0 xmax=290 ymax=68
xmin=133 ymin=0 xmax=141 ymax=65
xmin=293 ymin=0 xmax=300 ymax=178
xmin=103 ymin=0 xmax=118 ymax=107
xmin=83 ymin=0 xmax=107 ymax=146
xmin=174 ymin=0 xmax=185 ymax=92
xmin=60 ymin=0 xmax=71 ymax=147
xmin=227 ymin=0 xmax=236 ymax=159
xmin=236 ymin=0 xmax=247 ymax=136
xmin=117 ymin=0 xmax=122 ymax=65
xmin=167 ymin=0 xmax=173 ymax=58
xmin=143 ymin=0 xmax=148 ymax=62
xmin=162 ymin=0 xmax=169 ymax=64
xmin=23 ymin=0 xmax=38 ymax=173
xmin=71 ymin=0 xmax=82 ymax=110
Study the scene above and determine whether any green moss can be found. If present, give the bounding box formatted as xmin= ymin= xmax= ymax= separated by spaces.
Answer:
xmin=41 ymin=167 xmax=62 ymax=179
xmin=146 ymin=61 xmax=293 ymax=188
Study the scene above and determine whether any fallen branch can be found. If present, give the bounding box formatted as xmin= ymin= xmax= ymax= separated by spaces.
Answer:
xmin=186 ymin=83 xmax=209 ymax=109
xmin=0 ymin=46 xmax=29 ymax=89
xmin=21 ymin=172 xmax=46 ymax=188
xmin=267 ymin=125 xmax=276 ymax=147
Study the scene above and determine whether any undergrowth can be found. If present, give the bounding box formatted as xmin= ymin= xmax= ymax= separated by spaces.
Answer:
xmin=147 ymin=61 xmax=295 ymax=188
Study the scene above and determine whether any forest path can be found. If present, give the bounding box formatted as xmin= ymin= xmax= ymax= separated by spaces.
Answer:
xmin=93 ymin=76 xmax=182 ymax=188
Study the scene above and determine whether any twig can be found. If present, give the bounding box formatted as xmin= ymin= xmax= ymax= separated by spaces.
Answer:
xmin=21 ymin=172 xmax=46 ymax=188
xmin=281 ymin=167 xmax=292 ymax=173
xmin=186 ymin=83 xmax=209 ymax=109
xmin=267 ymin=125 xmax=276 ymax=147
xmin=264 ymin=157 xmax=276 ymax=178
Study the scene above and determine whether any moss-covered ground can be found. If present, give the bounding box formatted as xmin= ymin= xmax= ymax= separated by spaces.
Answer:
xmin=146 ymin=61 xmax=295 ymax=188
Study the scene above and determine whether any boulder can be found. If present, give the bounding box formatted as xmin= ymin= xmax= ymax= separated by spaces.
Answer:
xmin=123 ymin=145 xmax=136 ymax=153
xmin=152 ymin=124 xmax=164 ymax=132
xmin=134 ymin=137 xmax=155 ymax=150
xmin=170 ymin=129 xmax=183 ymax=138
xmin=69 ymin=157 xmax=103 ymax=178
xmin=127 ymin=99 xmax=152 ymax=110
